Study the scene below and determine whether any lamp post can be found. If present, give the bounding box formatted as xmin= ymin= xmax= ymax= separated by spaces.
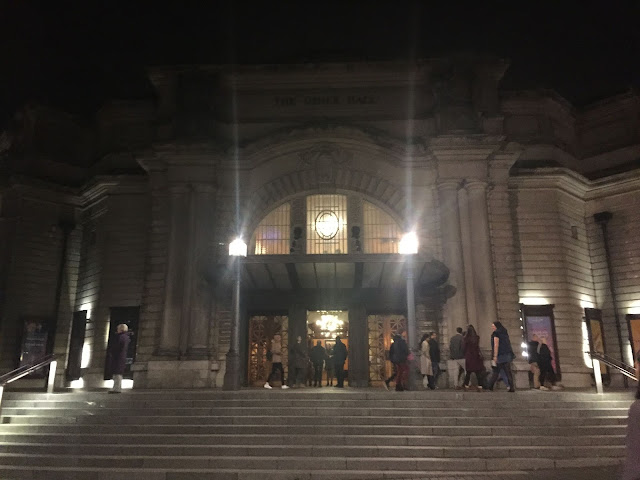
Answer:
xmin=223 ymin=238 xmax=247 ymax=390
xmin=399 ymin=232 xmax=419 ymax=388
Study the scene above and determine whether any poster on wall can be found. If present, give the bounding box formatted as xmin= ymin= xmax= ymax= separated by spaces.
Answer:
xmin=521 ymin=304 xmax=561 ymax=376
xmin=18 ymin=317 xmax=50 ymax=377
xmin=627 ymin=314 xmax=640 ymax=362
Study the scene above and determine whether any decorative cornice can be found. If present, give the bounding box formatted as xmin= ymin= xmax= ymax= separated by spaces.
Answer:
xmin=237 ymin=125 xmax=430 ymax=167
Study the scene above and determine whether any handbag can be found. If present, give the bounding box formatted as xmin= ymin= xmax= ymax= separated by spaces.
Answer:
xmin=407 ymin=352 xmax=415 ymax=362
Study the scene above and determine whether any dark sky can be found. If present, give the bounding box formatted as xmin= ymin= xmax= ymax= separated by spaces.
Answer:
xmin=1 ymin=1 xmax=639 ymax=127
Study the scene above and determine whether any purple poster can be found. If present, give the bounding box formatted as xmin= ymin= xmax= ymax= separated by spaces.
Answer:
xmin=525 ymin=315 xmax=557 ymax=372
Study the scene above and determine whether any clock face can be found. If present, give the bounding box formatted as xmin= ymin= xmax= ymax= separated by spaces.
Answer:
xmin=315 ymin=210 xmax=340 ymax=240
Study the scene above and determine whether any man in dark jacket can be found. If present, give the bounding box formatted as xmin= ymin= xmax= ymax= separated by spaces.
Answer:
xmin=390 ymin=333 xmax=409 ymax=391
xmin=527 ymin=334 xmax=541 ymax=389
xmin=310 ymin=341 xmax=326 ymax=387
xmin=106 ymin=324 xmax=131 ymax=394
xmin=428 ymin=332 xmax=441 ymax=387
xmin=449 ymin=327 xmax=465 ymax=389
xmin=332 ymin=336 xmax=348 ymax=388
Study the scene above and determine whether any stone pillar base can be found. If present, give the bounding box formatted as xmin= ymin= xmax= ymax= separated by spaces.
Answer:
xmin=133 ymin=359 xmax=217 ymax=389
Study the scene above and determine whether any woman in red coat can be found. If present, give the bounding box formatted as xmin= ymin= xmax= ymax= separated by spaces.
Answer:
xmin=462 ymin=325 xmax=486 ymax=390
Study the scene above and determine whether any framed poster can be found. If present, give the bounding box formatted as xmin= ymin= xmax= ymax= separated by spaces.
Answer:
xmin=18 ymin=317 xmax=50 ymax=378
xmin=520 ymin=304 xmax=561 ymax=378
xmin=585 ymin=308 xmax=607 ymax=356
xmin=627 ymin=314 xmax=640 ymax=364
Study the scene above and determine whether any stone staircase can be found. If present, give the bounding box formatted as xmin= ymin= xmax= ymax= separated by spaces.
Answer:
xmin=0 ymin=389 xmax=632 ymax=479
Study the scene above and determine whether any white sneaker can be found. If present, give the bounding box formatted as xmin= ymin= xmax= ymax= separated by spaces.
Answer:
xmin=281 ymin=385 xmax=290 ymax=389
xmin=263 ymin=382 xmax=272 ymax=389
xmin=539 ymin=386 xmax=549 ymax=391
xmin=551 ymin=385 xmax=562 ymax=391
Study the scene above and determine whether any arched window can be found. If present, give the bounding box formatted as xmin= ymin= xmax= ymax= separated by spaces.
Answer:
xmin=252 ymin=203 xmax=291 ymax=255
xmin=362 ymin=201 xmax=401 ymax=254
xmin=306 ymin=194 xmax=348 ymax=254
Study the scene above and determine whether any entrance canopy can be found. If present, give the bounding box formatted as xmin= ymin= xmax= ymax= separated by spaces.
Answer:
xmin=229 ymin=254 xmax=449 ymax=291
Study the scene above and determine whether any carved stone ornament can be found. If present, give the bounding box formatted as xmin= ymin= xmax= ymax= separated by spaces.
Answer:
xmin=299 ymin=143 xmax=352 ymax=186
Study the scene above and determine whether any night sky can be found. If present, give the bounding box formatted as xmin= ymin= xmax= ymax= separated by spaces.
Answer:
xmin=1 ymin=1 xmax=639 ymax=128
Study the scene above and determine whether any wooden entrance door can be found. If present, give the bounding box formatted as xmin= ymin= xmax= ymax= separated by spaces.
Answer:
xmin=248 ymin=315 xmax=288 ymax=386
xmin=367 ymin=314 xmax=407 ymax=384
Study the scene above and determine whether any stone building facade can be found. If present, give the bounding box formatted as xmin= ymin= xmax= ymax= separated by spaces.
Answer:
xmin=1 ymin=57 xmax=639 ymax=390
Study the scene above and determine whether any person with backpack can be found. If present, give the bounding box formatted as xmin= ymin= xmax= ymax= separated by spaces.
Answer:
xmin=462 ymin=324 xmax=486 ymax=391
xmin=538 ymin=337 xmax=561 ymax=391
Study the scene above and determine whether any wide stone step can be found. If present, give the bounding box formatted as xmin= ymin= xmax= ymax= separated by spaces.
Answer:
xmin=0 ymin=413 xmax=627 ymax=427
xmin=4 ymin=390 xmax=634 ymax=402
xmin=1 ymin=398 xmax=633 ymax=409
xmin=0 ymin=441 xmax=625 ymax=459
xmin=1 ymin=406 xmax=628 ymax=418
xmin=0 ymin=432 xmax=625 ymax=447
xmin=0 ymin=453 xmax=624 ymax=472
xmin=0 ymin=423 xmax=626 ymax=436
xmin=0 ymin=465 xmax=585 ymax=480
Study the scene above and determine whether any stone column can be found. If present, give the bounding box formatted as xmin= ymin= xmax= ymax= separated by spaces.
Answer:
xmin=347 ymin=304 xmax=368 ymax=387
xmin=158 ymin=184 xmax=189 ymax=356
xmin=187 ymin=184 xmax=216 ymax=358
xmin=436 ymin=181 xmax=469 ymax=339
xmin=458 ymin=186 xmax=477 ymax=324
xmin=466 ymin=180 xmax=498 ymax=338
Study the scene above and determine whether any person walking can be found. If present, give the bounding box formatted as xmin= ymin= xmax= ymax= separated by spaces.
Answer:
xmin=449 ymin=327 xmax=466 ymax=390
xmin=310 ymin=340 xmax=326 ymax=387
xmin=419 ymin=333 xmax=434 ymax=390
xmin=538 ymin=337 xmax=561 ymax=391
xmin=264 ymin=333 xmax=289 ymax=389
xmin=527 ymin=334 xmax=541 ymax=389
xmin=487 ymin=322 xmax=515 ymax=392
xmin=428 ymin=332 xmax=441 ymax=388
xmin=290 ymin=336 xmax=308 ymax=388
xmin=333 ymin=336 xmax=348 ymax=388
xmin=462 ymin=325 xmax=486 ymax=391
xmin=106 ymin=324 xmax=131 ymax=394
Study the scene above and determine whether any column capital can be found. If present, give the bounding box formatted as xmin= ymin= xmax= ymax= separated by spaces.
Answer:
xmin=436 ymin=179 xmax=462 ymax=192
xmin=464 ymin=179 xmax=488 ymax=192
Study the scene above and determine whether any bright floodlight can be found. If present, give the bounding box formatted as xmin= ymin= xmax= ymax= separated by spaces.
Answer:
xmin=399 ymin=232 xmax=419 ymax=254
xmin=229 ymin=238 xmax=247 ymax=257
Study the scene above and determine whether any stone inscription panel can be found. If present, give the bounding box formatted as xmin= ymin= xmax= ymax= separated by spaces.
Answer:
xmin=234 ymin=88 xmax=434 ymax=119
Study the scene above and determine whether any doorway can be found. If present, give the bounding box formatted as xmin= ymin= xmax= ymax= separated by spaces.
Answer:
xmin=368 ymin=314 xmax=407 ymax=385
xmin=248 ymin=315 xmax=288 ymax=386
xmin=307 ymin=310 xmax=349 ymax=386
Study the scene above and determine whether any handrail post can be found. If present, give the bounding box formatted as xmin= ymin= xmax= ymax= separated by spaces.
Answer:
xmin=0 ymin=385 xmax=4 ymax=416
xmin=47 ymin=361 xmax=57 ymax=394
xmin=593 ymin=359 xmax=604 ymax=394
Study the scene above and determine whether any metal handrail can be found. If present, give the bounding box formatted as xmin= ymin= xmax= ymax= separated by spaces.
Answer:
xmin=0 ymin=354 xmax=59 ymax=415
xmin=588 ymin=351 xmax=638 ymax=381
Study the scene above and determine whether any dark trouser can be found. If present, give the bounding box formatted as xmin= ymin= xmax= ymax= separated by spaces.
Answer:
xmin=539 ymin=365 xmax=556 ymax=386
xmin=313 ymin=363 xmax=323 ymax=386
xmin=326 ymin=364 xmax=334 ymax=385
xmin=464 ymin=369 xmax=486 ymax=388
xmin=268 ymin=362 xmax=284 ymax=384
xmin=432 ymin=362 xmax=441 ymax=385
xmin=385 ymin=363 xmax=397 ymax=385
xmin=335 ymin=362 xmax=345 ymax=387
xmin=293 ymin=367 xmax=305 ymax=386
xmin=488 ymin=362 xmax=515 ymax=391
xmin=395 ymin=362 xmax=409 ymax=391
